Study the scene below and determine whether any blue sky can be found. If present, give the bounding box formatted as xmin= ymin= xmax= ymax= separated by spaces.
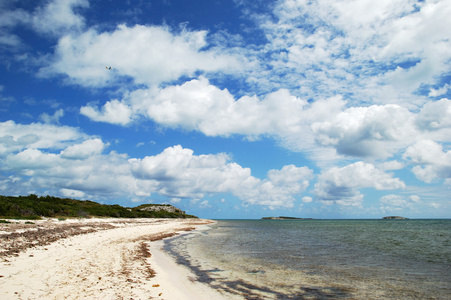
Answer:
xmin=1 ymin=0 xmax=450 ymax=219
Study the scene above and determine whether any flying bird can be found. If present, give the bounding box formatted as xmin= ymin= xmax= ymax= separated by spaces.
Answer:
xmin=106 ymin=66 xmax=112 ymax=70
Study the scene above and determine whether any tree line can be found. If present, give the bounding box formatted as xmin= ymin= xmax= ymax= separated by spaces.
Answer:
xmin=0 ymin=195 xmax=197 ymax=219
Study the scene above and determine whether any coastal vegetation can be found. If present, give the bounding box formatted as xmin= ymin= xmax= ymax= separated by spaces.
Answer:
xmin=0 ymin=195 xmax=197 ymax=219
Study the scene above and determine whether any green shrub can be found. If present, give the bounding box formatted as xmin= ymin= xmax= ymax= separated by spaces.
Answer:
xmin=0 ymin=195 xmax=196 ymax=219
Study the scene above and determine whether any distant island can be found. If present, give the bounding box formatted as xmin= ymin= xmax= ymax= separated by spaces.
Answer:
xmin=382 ymin=216 xmax=408 ymax=220
xmin=0 ymin=194 xmax=197 ymax=219
xmin=262 ymin=216 xmax=313 ymax=220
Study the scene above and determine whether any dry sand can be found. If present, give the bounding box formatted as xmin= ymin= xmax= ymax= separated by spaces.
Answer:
xmin=0 ymin=218 xmax=234 ymax=300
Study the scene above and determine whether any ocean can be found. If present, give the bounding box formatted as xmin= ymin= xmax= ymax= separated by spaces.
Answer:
xmin=163 ymin=219 xmax=451 ymax=299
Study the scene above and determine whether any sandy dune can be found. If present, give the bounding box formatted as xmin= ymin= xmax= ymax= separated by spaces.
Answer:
xmin=0 ymin=218 xmax=231 ymax=300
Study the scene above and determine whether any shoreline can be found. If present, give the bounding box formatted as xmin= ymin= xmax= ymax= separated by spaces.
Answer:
xmin=0 ymin=218 xmax=232 ymax=299
xmin=149 ymin=239 xmax=238 ymax=299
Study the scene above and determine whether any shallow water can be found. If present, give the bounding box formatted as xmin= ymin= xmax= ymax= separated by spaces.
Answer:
xmin=164 ymin=219 xmax=451 ymax=299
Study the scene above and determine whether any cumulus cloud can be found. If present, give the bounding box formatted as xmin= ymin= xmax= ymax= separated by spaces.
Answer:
xmin=312 ymin=104 xmax=416 ymax=159
xmin=309 ymin=98 xmax=451 ymax=160
xmin=0 ymin=122 xmax=312 ymax=207
xmin=79 ymin=75 xmax=451 ymax=173
xmin=414 ymin=98 xmax=451 ymax=139
xmin=81 ymin=77 xmax=346 ymax=163
xmin=403 ymin=140 xmax=451 ymax=183
xmin=80 ymin=100 xmax=133 ymax=126
xmin=314 ymin=162 xmax=405 ymax=207
xmin=60 ymin=138 xmax=106 ymax=160
xmin=130 ymin=145 xmax=313 ymax=207
xmin=429 ymin=84 xmax=449 ymax=97
xmin=240 ymin=164 xmax=313 ymax=207
xmin=139 ymin=78 xmax=312 ymax=137
xmin=40 ymin=24 xmax=245 ymax=87
xmin=85 ymin=78 xmax=451 ymax=168
xmin=0 ymin=120 xmax=85 ymax=154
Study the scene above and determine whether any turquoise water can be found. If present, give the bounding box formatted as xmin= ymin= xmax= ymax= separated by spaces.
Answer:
xmin=164 ymin=219 xmax=451 ymax=299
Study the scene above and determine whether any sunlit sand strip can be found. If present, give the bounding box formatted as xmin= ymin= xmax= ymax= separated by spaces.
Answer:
xmin=0 ymin=218 xmax=233 ymax=299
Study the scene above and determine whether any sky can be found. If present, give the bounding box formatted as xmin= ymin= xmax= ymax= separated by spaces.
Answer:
xmin=0 ymin=0 xmax=450 ymax=219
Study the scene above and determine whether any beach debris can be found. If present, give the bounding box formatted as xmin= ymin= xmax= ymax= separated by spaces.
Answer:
xmin=152 ymin=284 xmax=160 ymax=287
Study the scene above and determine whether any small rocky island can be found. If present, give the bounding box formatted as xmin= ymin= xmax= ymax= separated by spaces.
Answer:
xmin=382 ymin=216 xmax=408 ymax=220
xmin=262 ymin=216 xmax=313 ymax=220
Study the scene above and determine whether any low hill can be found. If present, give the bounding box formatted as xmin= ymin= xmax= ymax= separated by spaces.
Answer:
xmin=0 ymin=195 xmax=197 ymax=219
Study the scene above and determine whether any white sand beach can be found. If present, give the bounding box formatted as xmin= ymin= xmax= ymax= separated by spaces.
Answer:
xmin=0 ymin=218 xmax=234 ymax=300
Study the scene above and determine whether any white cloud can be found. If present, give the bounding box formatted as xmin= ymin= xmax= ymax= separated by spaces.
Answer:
xmin=80 ymin=100 xmax=133 ymax=125
xmin=60 ymin=138 xmax=106 ymax=160
xmin=415 ymin=98 xmax=451 ymax=138
xmin=380 ymin=194 xmax=421 ymax=213
xmin=378 ymin=160 xmax=405 ymax=171
xmin=0 ymin=0 xmax=87 ymax=53
xmin=404 ymin=139 xmax=447 ymax=165
xmin=0 ymin=7 xmax=29 ymax=27
xmin=403 ymin=139 xmax=451 ymax=183
xmin=244 ymin=0 xmax=451 ymax=107
xmin=314 ymin=161 xmax=405 ymax=206
xmin=0 ymin=8 xmax=30 ymax=48
xmin=241 ymin=164 xmax=313 ymax=207
xmin=25 ymin=0 xmax=451 ymax=170
xmin=130 ymin=145 xmax=313 ymax=207
xmin=302 ymin=196 xmax=313 ymax=203
xmin=141 ymin=79 xmax=312 ymax=138
xmin=2 ymin=1 xmax=450 ymax=213
xmin=428 ymin=202 xmax=441 ymax=209
xmin=82 ymin=78 xmax=346 ymax=165
xmin=1 ymin=122 xmax=313 ymax=207
xmin=60 ymin=188 xmax=85 ymax=198
xmin=312 ymin=104 xmax=416 ymax=159
xmin=429 ymin=84 xmax=449 ymax=97
xmin=40 ymin=24 xmax=245 ymax=87
xmin=82 ymin=78 xmax=451 ymax=168
xmin=170 ymin=198 xmax=181 ymax=204
xmin=32 ymin=0 xmax=89 ymax=36
xmin=1 ymin=146 xmax=144 ymax=200
xmin=39 ymin=108 xmax=64 ymax=124
xmin=0 ymin=120 xmax=84 ymax=155
xmin=199 ymin=200 xmax=211 ymax=209
xmin=6 ymin=148 xmax=59 ymax=172
xmin=308 ymin=98 xmax=451 ymax=160
xmin=381 ymin=1 xmax=451 ymax=87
